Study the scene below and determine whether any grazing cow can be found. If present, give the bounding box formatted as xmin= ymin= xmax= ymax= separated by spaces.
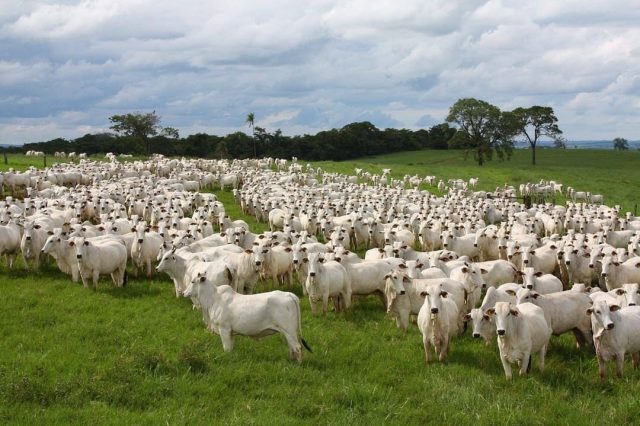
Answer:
xmin=183 ymin=275 xmax=312 ymax=362
xmin=73 ymin=236 xmax=128 ymax=289
xmin=304 ymin=252 xmax=351 ymax=315
xmin=587 ymin=301 xmax=640 ymax=379
xmin=516 ymin=288 xmax=593 ymax=349
xmin=488 ymin=302 xmax=552 ymax=380
xmin=417 ymin=282 xmax=460 ymax=362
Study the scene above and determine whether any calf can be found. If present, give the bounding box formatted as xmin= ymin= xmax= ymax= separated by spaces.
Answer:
xmin=587 ymin=301 xmax=640 ymax=379
xmin=488 ymin=302 xmax=552 ymax=380
xmin=183 ymin=275 xmax=311 ymax=362
xmin=417 ymin=282 xmax=460 ymax=362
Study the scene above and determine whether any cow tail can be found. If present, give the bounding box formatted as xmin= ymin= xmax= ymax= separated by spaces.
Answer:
xmin=293 ymin=294 xmax=312 ymax=353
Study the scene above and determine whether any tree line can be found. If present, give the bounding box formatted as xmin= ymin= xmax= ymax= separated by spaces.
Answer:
xmin=14 ymin=119 xmax=458 ymax=162
xmin=5 ymin=99 xmax=580 ymax=165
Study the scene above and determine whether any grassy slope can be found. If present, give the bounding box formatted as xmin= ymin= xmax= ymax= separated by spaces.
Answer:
xmin=313 ymin=149 xmax=640 ymax=213
xmin=1 ymin=150 xmax=640 ymax=424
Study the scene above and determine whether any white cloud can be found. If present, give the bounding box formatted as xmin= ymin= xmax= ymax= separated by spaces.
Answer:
xmin=0 ymin=0 xmax=639 ymax=144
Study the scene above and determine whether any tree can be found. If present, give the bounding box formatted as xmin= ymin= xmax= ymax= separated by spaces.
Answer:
xmin=613 ymin=137 xmax=629 ymax=151
xmin=109 ymin=111 xmax=171 ymax=155
xmin=161 ymin=127 xmax=180 ymax=139
xmin=446 ymin=98 xmax=515 ymax=166
xmin=246 ymin=112 xmax=256 ymax=157
xmin=553 ymin=137 xmax=567 ymax=149
xmin=510 ymin=106 xmax=562 ymax=165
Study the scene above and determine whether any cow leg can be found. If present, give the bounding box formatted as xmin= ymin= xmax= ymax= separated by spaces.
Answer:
xmin=538 ymin=344 xmax=547 ymax=372
xmin=615 ymin=352 xmax=625 ymax=378
xmin=500 ymin=355 xmax=513 ymax=380
xmin=423 ymin=336 xmax=432 ymax=363
xmin=322 ymin=294 xmax=329 ymax=315
xmin=146 ymin=259 xmax=153 ymax=278
xmin=520 ymin=351 xmax=531 ymax=376
xmin=632 ymin=352 xmax=640 ymax=370
xmin=219 ymin=328 xmax=234 ymax=352
xmin=92 ymin=270 xmax=100 ymax=290
xmin=283 ymin=332 xmax=302 ymax=363
xmin=597 ymin=354 xmax=607 ymax=381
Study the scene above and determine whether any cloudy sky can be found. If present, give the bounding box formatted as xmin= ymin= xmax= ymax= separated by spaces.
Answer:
xmin=1 ymin=0 xmax=639 ymax=144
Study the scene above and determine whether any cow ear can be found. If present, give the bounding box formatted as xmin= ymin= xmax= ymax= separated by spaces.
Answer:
xmin=68 ymin=241 xmax=75 ymax=246
xmin=403 ymin=275 xmax=410 ymax=283
xmin=486 ymin=308 xmax=496 ymax=316
xmin=253 ymin=242 xmax=259 ymax=246
xmin=416 ymin=262 xmax=423 ymax=269
xmin=34 ymin=224 xmax=41 ymax=229
xmin=419 ymin=291 xmax=428 ymax=297
xmin=586 ymin=308 xmax=593 ymax=315
xmin=284 ymin=247 xmax=292 ymax=252
xmin=510 ymin=308 xmax=519 ymax=316
xmin=463 ymin=313 xmax=471 ymax=322
xmin=610 ymin=304 xmax=621 ymax=312
xmin=534 ymin=271 xmax=543 ymax=277
xmin=220 ymin=232 xmax=226 ymax=237
xmin=302 ymin=258 xmax=308 ymax=263
xmin=440 ymin=291 xmax=448 ymax=298
xmin=635 ymin=262 xmax=640 ymax=268
xmin=550 ymin=245 xmax=557 ymax=250
xmin=398 ymin=263 xmax=407 ymax=269
xmin=384 ymin=273 xmax=391 ymax=280
xmin=480 ymin=268 xmax=488 ymax=274
xmin=131 ymin=227 xmax=136 ymax=232
xmin=245 ymin=249 xmax=253 ymax=254
xmin=516 ymin=270 xmax=524 ymax=276
xmin=505 ymin=289 xmax=516 ymax=296
xmin=615 ymin=288 xmax=626 ymax=295
xmin=318 ymin=257 xmax=324 ymax=263
xmin=47 ymin=230 xmax=54 ymax=235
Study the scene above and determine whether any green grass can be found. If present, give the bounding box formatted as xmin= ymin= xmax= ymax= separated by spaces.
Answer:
xmin=0 ymin=154 xmax=148 ymax=172
xmin=312 ymin=149 xmax=640 ymax=214
xmin=2 ymin=149 xmax=640 ymax=424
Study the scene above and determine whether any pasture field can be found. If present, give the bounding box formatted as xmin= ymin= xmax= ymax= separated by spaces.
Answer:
xmin=313 ymin=149 xmax=640 ymax=214
xmin=1 ymin=150 xmax=640 ymax=424
xmin=0 ymin=154 xmax=147 ymax=172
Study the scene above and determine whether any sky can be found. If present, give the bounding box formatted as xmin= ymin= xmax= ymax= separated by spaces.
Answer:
xmin=0 ymin=0 xmax=639 ymax=145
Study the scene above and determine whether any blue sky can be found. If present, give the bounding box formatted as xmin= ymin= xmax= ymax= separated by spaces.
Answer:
xmin=1 ymin=0 xmax=639 ymax=144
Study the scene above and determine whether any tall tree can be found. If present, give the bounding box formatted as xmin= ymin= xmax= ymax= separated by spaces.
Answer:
xmin=510 ymin=106 xmax=562 ymax=165
xmin=109 ymin=111 xmax=165 ymax=155
xmin=613 ymin=137 xmax=629 ymax=151
xmin=446 ymin=98 xmax=514 ymax=166
xmin=245 ymin=112 xmax=256 ymax=157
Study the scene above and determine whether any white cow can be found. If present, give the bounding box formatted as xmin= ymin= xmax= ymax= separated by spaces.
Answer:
xmin=73 ymin=236 xmax=128 ymax=289
xmin=0 ymin=219 xmax=22 ymax=269
xmin=417 ymin=282 xmax=460 ymax=362
xmin=588 ymin=301 xmax=640 ymax=379
xmin=304 ymin=252 xmax=351 ymax=315
xmin=20 ymin=221 xmax=49 ymax=270
xmin=519 ymin=267 xmax=563 ymax=294
xmin=183 ymin=275 xmax=311 ymax=362
xmin=600 ymin=255 xmax=640 ymax=291
xmin=488 ymin=302 xmax=552 ymax=380
xmin=131 ymin=226 xmax=164 ymax=277
xmin=516 ymin=288 xmax=593 ymax=349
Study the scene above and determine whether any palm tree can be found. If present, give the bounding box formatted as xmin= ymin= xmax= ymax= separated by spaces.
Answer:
xmin=246 ymin=112 xmax=256 ymax=157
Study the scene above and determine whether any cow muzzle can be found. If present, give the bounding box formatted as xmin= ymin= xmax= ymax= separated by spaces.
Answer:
xmin=76 ymin=254 xmax=82 ymax=259
xmin=309 ymin=272 xmax=316 ymax=277
xmin=497 ymin=329 xmax=506 ymax=336
xmin=430 ymin=308 xmax=439 ymax=314
xmin=472 ymin=333 xmax=480 ymax=338
xmin=606 ymin=323 xmax=615 ymax=330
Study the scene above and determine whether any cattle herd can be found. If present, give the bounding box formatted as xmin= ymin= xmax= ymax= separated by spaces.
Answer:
xmin=1 ymin=154 xmax=639 ymax=380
